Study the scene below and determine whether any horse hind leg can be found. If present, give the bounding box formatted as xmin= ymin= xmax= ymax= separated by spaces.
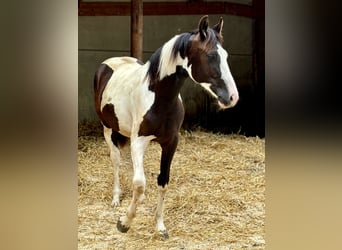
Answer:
xmin=103 ymin=126 xmax=127 ymax=206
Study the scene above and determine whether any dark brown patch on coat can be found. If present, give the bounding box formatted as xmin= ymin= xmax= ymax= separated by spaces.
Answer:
xmin=94 ymin=64 xmax=129 ymax=147
xmin=139 ymin=66 xmax=187 ymax=188
xmin=101 ymin=104 xmax=120 ymax=131
xmin=111 ymin=130 xmax=129 ymax=148
xmin=94 ymin=64 xmax=119 ymax=130
xmin=139 ymin=66 xmax=187 ymax=144
xmin=94 ymin=64 xmax=113 ymax=121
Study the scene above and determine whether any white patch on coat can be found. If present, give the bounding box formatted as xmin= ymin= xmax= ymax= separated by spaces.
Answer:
xmin=217 ymin=44 xmax=239 ymax=107
xmin=101 ymin=58 xmax=155 ymax=137
xmin=199 ymin=82 xmax=217 ymax=99
xmin=182 ymin=57 xmax=195 ymax=82
xmin=178 ymin=94 xmax=183 ymax=103
xmin=155 ymin=185 xmax=168 ymax=233
xmin=158 ymin=35 xmax=185 ymax=80
xmin=103 ymin=126 xmax=121 ymax=206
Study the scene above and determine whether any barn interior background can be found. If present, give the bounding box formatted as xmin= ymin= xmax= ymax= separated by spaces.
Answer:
xmin=78 ymin=0 xmax=264 ymax=138
xmin=78 ymin=1 xmax=265 ymax=248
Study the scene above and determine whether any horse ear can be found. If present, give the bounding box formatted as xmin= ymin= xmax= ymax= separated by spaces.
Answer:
xmin=198 ymin=15 xmax=209 ymax=41
xmin=213 ymin=17 xmax=224 ymax=35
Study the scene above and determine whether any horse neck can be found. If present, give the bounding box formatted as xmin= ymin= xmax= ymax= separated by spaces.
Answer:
xmin=157 ymin=66 xmax=188 ymax=101
xmin=147 ymin=35 xmax=191 ymax=101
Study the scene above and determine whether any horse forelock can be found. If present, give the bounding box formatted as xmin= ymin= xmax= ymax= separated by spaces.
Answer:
xmin=172 ymin=29 xmax=223 ymax=58
xmin=193 ymin=28 xmax=223 ymax=52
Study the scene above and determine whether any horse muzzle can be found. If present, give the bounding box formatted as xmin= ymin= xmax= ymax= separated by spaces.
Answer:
xmin=217 ymin=91 xmax=239 ymax=109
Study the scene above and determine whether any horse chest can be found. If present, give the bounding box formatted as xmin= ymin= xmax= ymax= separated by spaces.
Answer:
xmin=138 ymin=97 xmax=184 ymax=139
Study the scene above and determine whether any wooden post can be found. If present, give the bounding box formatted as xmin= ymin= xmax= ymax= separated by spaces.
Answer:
xmin=131 ymin=0 xmax=143 ymax=60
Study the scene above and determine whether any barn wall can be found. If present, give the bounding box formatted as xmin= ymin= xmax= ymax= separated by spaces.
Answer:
xmin=79 ymin=13 xmax=263 ymax=136
xmin=81 ymin=0 xmax=252 ymax=4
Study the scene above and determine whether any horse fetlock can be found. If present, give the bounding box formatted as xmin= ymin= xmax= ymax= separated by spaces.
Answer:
xmin=112 ymin=189 xmax=121 ymax=206
xmin=156 ymin=217 xmax=167 ymax=231
xmin=138 ymin=193 xmax=145 ymax=203
xmin=155 ymin=218 xmax=169 ymax=239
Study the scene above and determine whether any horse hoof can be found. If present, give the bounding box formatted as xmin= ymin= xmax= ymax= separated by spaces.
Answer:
xmin=117 ymin=219 xmax=130 ymax=233
xmin=159 ymin=230 xmax=169 ymax=240
xmin=111 ymin=199 xmax=120 ymax=207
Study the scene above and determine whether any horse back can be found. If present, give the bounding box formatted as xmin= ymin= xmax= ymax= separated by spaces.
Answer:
xmin=103 ymin=57 xmax=140 ymax=70
xmin=94 ymin=56 xmax=140 ymax=114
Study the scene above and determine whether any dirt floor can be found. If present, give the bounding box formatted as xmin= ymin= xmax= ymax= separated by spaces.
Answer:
xmin=78 ymin=128 xmax=265 ymax=249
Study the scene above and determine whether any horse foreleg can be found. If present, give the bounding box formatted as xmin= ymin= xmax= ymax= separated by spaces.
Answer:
xmin=117 ymin=135 xmax=152 ymax=233
xmin=155 ymin=136 xmax=179 ymax=239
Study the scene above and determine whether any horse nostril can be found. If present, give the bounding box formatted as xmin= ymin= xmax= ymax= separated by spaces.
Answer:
xmin=230 ymin=94 xmax=238 ymax=102
xmin=229 ymin=94 xmax=239 ymax=106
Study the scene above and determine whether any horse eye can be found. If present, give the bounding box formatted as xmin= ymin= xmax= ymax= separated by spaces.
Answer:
xmin=207 ymin=53 xmax=218 ymax=60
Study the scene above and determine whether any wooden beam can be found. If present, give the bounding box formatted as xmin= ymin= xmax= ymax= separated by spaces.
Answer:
xmin=78 ymin=2 xmax=255 ymax=18
xmin=131 ymin=0 xmax=143 ymax=60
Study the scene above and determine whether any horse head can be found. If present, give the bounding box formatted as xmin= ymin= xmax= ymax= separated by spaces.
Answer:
xmin=184 ymin=15 xmax=239 ymax=109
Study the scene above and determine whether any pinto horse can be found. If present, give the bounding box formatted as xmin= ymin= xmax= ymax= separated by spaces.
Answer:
xmin=94 ymin=15 xmax=239 ymax=238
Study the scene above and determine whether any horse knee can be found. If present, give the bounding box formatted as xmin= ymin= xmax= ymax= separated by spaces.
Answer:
xmin=133 ymin=174 xmax=145 ymax=186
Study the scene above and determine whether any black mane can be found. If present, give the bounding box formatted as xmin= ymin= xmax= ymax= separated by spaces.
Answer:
xmin=147 ymin=47 xmax=162 ymax=81
xmin=146 ymin=28 xmax=220 ymax=81
xmin=147 ymin=32 xmax=193 ymax=81
xmin=172 ymin=32 xmax=194 ymax=60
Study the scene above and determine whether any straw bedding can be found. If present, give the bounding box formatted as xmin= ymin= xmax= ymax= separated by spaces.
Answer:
xmin=78 ymin=123 xmax=265 ymax=249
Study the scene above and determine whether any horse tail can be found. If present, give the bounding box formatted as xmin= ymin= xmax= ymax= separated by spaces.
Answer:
xmin=94 ymin=64 xmax=113 ymax=117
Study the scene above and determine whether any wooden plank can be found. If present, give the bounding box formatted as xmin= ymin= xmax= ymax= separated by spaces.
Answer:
xmin=78 ymin=2 xmax=255 ymax=18
xmin=79 ymin=2 xmax=130 ymax=16
xmin=131 ymin=0 xmax=143 ymax=60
